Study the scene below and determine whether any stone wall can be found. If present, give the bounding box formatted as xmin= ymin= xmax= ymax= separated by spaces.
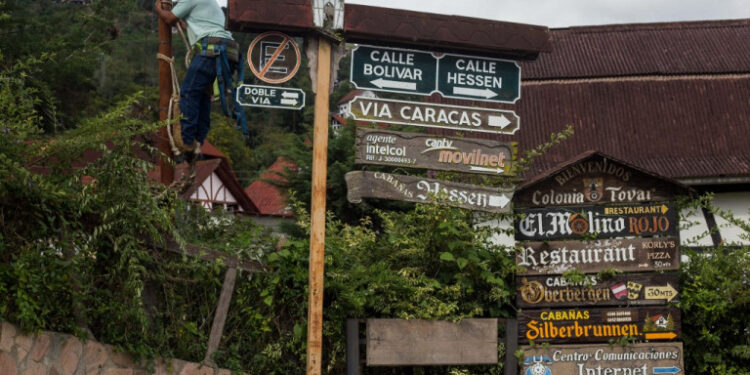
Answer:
xmin=0 ymin=321 xmax=243 ymax=375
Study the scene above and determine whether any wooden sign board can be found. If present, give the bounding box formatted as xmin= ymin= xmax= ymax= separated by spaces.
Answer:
xmin=521 ymin=342 xmax=684 ymax=375
xmin=366 ymin=319 xmax=498 ymax=366
xmin=516 ymin=273 xmax=680 ymax=308
xmin=350 ymin=96 xmax=520 ymax=135
xmin=516 ymin=237 xmax=680 ymax=275
xmin=514 ymin=203 xmax=678 ymax=241
xmin=514 ymin=153 xmax=689 ymax=208
xmin=345 ymin=171 xmax=513 ymax=213
xmin=355 ymin=128 xmax=516 ymax=175
xmin=518 ymin=307 xmax=681 ymax=344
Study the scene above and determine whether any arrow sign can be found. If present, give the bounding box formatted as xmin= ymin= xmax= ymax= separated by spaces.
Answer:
xmin=236 ymin=84 xmax=306 ymax=110
xmin=470 ymin=166 xmax=506 ymax=174
xmin=438 ymin=53 xmax=521 ymax=103
xmin=350 ymin=45 xmax=437 ymax=95
xmin=653 ymin=367 xmax=681 ymax=374
xmin=645 ymin=332 xmax=678 ymax=340
xmin=349 ymin=96 xmax=520 ymax=135
xmin=645 ymin=283 xmax=679 ymax=302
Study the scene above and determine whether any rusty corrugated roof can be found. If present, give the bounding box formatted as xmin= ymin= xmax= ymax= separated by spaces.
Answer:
xmin=424 ymin=19 xmax=750 ymax=181
xmin=521 ymin=19 xmax=750 ymax=79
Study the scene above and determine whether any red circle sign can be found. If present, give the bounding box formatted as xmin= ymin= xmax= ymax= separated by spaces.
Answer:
xmin=247 ymin=31 xmax=301 ymax=84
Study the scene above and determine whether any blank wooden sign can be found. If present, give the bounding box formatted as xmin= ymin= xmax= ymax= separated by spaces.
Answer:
xmin=366 ymin=319 xmax=498 ymax=366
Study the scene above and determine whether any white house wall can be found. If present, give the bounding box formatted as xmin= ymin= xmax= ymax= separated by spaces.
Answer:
xmin=190 ymin=172 xmax=242 ymax=212
xmin=712 ymin=192 xmax=750 ymax=245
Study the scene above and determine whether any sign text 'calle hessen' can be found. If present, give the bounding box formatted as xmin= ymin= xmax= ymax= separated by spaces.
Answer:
xmin=516 ymin=237 xmax=680 ymax=275
xmin=521 ymin=343 xmax=684 ymax=375
xmin=345 ymin=171 xmax=513 ymax=213
xmin=350 ymin=45 xmax=521 ymax=103
xmin=355 ymin=128 xmax=515 ymax=175
xmin=515 ymin=203 xmax=678 ymax=241
xmin=518 ymin=307 xmax=681 ymax=344
xmin=517 ymin=273 xmax=680 ymax=308
xmin=350 ymin=97 xmax=519 ymax=135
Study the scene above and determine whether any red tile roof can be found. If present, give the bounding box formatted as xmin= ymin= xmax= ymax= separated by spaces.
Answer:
xmin=244 ymin=157 xmax=297 ymax=217
xmin=337 ymin=89 xmax=367 ymax=105
xmin=427 ymin=19 xmax=750 ymax=182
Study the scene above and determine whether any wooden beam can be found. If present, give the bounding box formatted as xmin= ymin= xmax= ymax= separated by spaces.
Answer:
xmin=162 ymin=239 xmax=263 ymax=273
xmin=203 ymin=267 xmax=238 ymax=365
xmin=306 ymin=36 xmax=332 ymax=375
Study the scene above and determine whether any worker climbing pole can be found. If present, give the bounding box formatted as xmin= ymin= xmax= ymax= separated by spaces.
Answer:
xmin=154 ymin=0 xmax=246 ymax=188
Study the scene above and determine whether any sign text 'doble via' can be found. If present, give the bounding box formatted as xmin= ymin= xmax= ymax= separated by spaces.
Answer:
xmin=514 ymin=203 xmax=678 ymax=241
xmin=236 ymin=84 xmax=305 ymax=110
xmin=355 ymin=128 xmax=516 ymax=175
xmin=349 ymin=97 xmax=520 ymax=134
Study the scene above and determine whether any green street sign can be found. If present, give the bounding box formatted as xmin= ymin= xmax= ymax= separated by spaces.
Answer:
xmin=236 ymin=84 xmax=305 ymax=110
xmin=437 ymin=53 xmax=521 ymax=103
xmin=350 ymin=45 xmax=438 ymax=95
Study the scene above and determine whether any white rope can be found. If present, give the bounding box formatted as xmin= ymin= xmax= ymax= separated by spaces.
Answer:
xmin=175 ymin=24 xmax=193 ymax=69
xmin=156 ymin=53 xmax=182 ymax=156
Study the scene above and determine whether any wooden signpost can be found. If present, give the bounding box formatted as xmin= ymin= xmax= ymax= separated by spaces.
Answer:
xmin=355 ymin=128 xmax=516 ymax=175
xmin=366 ymin=319 xmax=498 ymax=366
xmin=517 ymin=273 xmax=680 ymax=308
xmin=518 ymin=307 xmax=682 ymax=344
xmin=345 ymin=171 xmax=513 ymax=213
xmin=349 ymin=96 xmax=520 ymax=134
xmin=514 ymin=202 xmax=678 ymax=241
xmin=521 ymin=342 xmax=684 ymax=375
xmin=516 ymin=237 xmax=680 ymax=275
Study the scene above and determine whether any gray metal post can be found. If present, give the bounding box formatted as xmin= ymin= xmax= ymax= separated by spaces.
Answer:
xmin=346 ymin=319 xmax=360 ymax=375
xmin=504 ymin=319 xmax=518 ymax=375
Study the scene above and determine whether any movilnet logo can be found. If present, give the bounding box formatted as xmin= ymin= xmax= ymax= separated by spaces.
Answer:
xmin=524 ymin=356 xmax=552 ymax=375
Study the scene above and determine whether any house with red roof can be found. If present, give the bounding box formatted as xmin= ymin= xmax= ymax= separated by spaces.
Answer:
xmin=244 ymin=157 xmax=297 ymax=229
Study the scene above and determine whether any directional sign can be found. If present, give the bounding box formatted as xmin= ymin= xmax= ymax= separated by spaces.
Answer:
xmin=247 ymin=31 xmax=301 ymax=84
xmin=355 ymin=128 xmax=516 ymax=175
xmin=236 ymin=84 xmax=305 ymax=110
xmin=645 ymin=283 xmax=679 ymax=303
xmin=521 ymin=343 xmax=684 ymax=375
xmin=350 ymin=45 xmax=522 ymax=103
xmin=345 ymin=171 xmax=513 ymax=213
xmin=437 ymin=53 xmax=520 ymax=103
xmin=350 ymin=97 xmax=520 ymax=134
xmin=350 ymin=45 xmax=437 ymax=95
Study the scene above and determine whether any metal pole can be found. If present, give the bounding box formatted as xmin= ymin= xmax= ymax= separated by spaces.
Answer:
xmin=504 ymin=319 xmax=518 ymax=375
xmin=157 ymin=0 xmax=174 ymax=185
xmin=346 ymin=319 xmax=361 ymax=375
xmin=306 ymin=35 xmax=332 ymax=375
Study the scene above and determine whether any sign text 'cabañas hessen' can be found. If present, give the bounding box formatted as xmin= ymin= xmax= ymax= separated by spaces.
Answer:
xmin=517 ymin=273 xmax=680 ymax=308
xmin=518 ymin=307 xmax=681 ymax=344
xmin=521 ymin=342 xmax=684 ymax=375
xmin=516 ymin=237 xmax=680 ymax=275
xmin=345 ymin=171 xmax=513 ymax=213
xmin=355 ymin=128 xmax=516 ymax=175
xmin=514 ymin=203 xmax=678 ymax=241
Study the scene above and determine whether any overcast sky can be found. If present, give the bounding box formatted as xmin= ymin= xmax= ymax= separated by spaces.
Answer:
xmin=217 ymin=0 xmax=748 ymax=28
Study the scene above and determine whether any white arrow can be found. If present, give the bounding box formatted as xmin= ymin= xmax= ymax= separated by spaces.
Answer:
xmin=488 ymin=194 xmax=511 ymax=208
xmin=453 ymin=87 xmax=497 ymax=98
xmin=488 ymin=115 xmax=512 ymax=128
xmin=281 ymin=91 xmax=300 ymax=99
xmin=469 ymin=166 xmax=505 ymax=174
xmin=281 ymin=99 xmax=298 ymax=106
xmin=371 ymin=78 xmax=417 ymax=91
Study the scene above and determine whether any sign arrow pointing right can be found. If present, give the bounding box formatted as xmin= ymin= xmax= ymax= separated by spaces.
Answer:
xmin=453 ymin=87 xmax=497 ymax=98
xmin=653 ymin=366 xmax=681 ymax=374
xmin=280 ymin=98 xmax=298 ymax=106
xmin=488 ymin=115 xmax=512 ymax=128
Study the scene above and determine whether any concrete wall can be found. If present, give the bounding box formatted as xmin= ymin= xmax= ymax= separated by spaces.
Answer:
xmin=0 ymin=321 xmax=243 ymax=375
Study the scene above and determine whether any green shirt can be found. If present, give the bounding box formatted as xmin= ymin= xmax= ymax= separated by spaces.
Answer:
xmin=172 ymin=0 xmax=233 ymax=45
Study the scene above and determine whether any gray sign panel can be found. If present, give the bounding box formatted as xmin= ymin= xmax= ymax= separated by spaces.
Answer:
xmin=437 ymin=53 xmax=521 ymax=103
xmin=350 ymin=45 xmax=438 ymax=95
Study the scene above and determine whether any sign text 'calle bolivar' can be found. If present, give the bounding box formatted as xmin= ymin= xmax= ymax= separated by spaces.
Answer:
xmin=350 ymin=97 xmax=520 ymax=135
xmin=350 ymin=44 xmax=521 ymax=103
xmin=355 ymin=128 xmax=516 ymax=175
xmin=515 ymin=203 xmax=678 ymax=241
xmin=521 ymin=343 xmax=684 ymax=375
xmin=518 ymin=307 xmax=681 ymax=344
xmin=345 ymin=171 xmax=513 ymax=213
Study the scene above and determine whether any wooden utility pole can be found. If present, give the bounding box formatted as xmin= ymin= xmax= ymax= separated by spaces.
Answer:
xmin=306 ymin=35 xmax=332 ymax=375
xmin=157 ymin=0 xmax=174 ymax=185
